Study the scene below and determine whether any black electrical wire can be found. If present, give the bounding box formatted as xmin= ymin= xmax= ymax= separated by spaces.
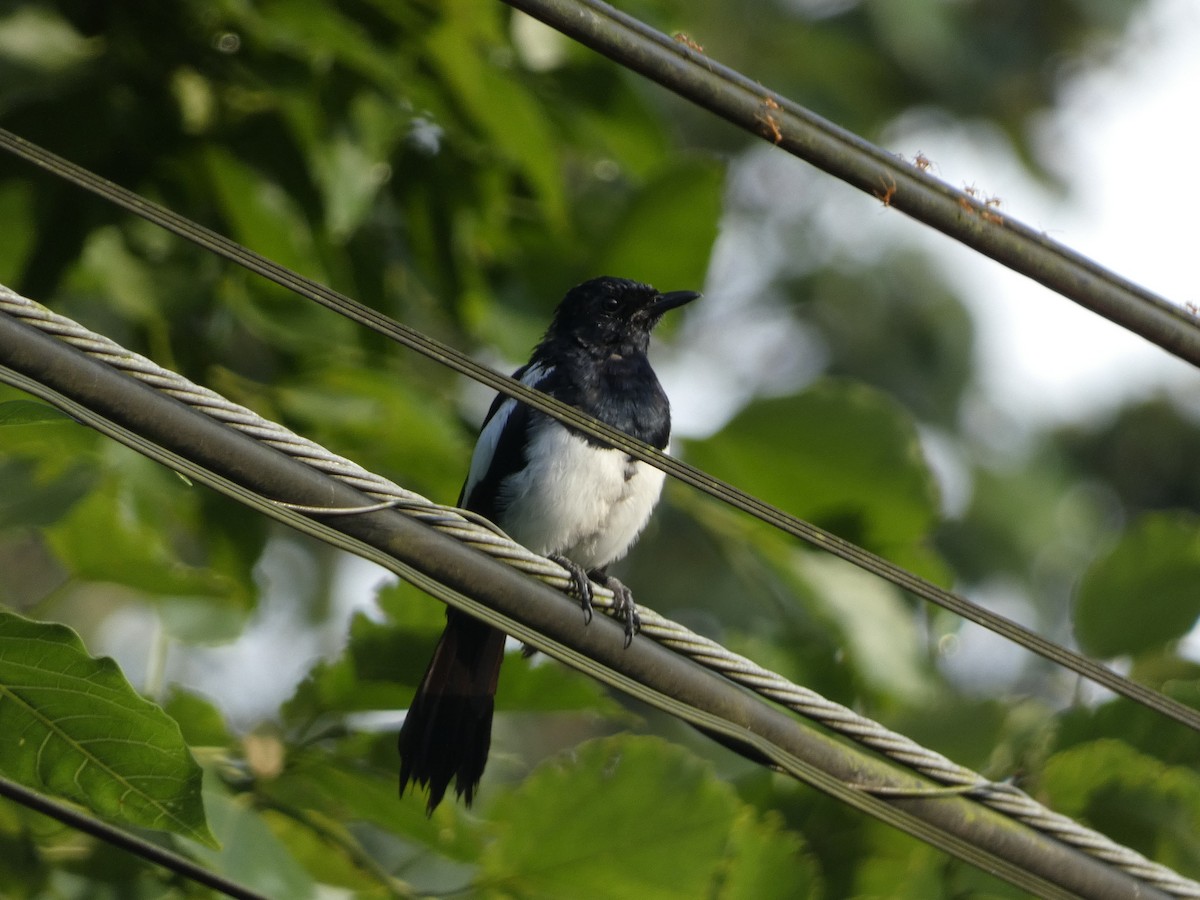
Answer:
xmin=0 ymin=774 xmax=268 ymax=900
xmin=0 ymin=315 xmax=1167 ymax=900
xmin=1 ymin=126 xmax=1198 ymax=739
xmin=501 ymin=0 xmax=1200 ymax=368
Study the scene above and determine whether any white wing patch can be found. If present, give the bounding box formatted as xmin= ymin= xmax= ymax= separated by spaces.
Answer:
xmin=461 ymin=362 xmax=553 ymax=502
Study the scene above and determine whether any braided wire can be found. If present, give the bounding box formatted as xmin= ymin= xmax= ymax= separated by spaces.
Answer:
xmin=4 ymin=284 xmax=1195 ymax=897
xmin=4 ymin=126 xmax=1198 ymax=736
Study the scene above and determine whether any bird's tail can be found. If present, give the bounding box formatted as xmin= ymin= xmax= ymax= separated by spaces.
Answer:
xmin=398 ymin=610 xmax=506 ymax=813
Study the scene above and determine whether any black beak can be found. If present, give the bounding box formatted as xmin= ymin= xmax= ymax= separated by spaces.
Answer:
xmin=649 ymin=290 xmax=701 ymax=316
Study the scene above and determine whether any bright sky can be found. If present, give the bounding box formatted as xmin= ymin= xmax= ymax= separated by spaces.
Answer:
xmin=885 ymin=0 xmax=1200 ymax=682
xmin=910 ymin=0 xmax=1200 ymax=425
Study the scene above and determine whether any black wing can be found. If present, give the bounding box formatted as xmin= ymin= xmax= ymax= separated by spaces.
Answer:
xmin=457 ymin=362 xmax=553 ymax=522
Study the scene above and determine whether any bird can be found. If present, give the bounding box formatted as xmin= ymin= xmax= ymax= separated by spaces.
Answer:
xmin=397 ymin=275 xmax=700 ymax=813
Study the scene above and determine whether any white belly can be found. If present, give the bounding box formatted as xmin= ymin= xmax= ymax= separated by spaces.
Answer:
xmin=497 ymin=421 xmax=666 ymax=570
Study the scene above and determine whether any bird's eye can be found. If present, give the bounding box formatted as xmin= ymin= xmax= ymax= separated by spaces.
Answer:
xmin=602 ymin=296 xmax=620 ymax=313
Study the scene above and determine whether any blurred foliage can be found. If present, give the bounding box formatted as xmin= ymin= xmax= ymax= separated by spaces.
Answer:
xmin=787 ymin=255 xmax=976 ymax=427
xmin=4 ymin=0 xmax=1199 ymax=896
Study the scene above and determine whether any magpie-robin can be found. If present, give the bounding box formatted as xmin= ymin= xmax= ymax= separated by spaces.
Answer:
xmin=398 ymin=276 xmax=700 ymax=812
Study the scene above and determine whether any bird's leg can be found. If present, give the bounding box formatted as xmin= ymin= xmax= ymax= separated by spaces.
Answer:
xmin=546 ymin=557 xmax=641 ymax=646
xmin=588 ymin=569 xmax=641 ymax=648
xmin=549 ymin=553 xmax=595 ymax=624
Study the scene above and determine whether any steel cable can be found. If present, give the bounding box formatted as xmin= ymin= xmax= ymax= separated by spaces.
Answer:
xmin=502 ymin=0 xmax=1200 ymax=367
xmin=2 ymin=127 xmax=1198 ymax=739
xmin=3 ymin=285 xmax=1197 ymax=897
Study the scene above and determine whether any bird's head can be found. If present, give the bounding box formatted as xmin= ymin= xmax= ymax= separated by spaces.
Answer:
xmin=546 ymin=276 xmax=701 ymax=359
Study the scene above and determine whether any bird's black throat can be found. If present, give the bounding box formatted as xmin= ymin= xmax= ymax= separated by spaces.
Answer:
xmin=542 ymin=346 xmax=671 ymax=451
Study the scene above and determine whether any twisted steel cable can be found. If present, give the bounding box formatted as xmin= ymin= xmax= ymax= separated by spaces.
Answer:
xmin=3 ymin=126 xmax=1198 ymax=736
xmin=4 ymin=284 xmax=1195 ymax=897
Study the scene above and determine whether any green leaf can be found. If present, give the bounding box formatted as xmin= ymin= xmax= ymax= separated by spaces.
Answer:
xmin=284 ymin=611 xmax=431 ymax=721
xmin=76 ymin=226 xmax=165 ymax=322
xmin=284 ymin=582 xmax=449 ymax=724
xmin=0 ymin=611 xmax=215 ymax=847
xmin=0 ymin=396 xmax=99 ymax=529
xmin=720 ymin=808 xmax=821 ymax=899
xmin=0 ymin=6 xmax=96 ymax=129
xmin=203 ymin=146 xmax=324 ymax=282
xmin=43 ymin=455 xmax=254 ymax=613
xmin=1041 ymin=739 xmax=1200 ymax=873
xmin=256 ymin=808 xmax=379 ymax=892
xmin=495 ymin=650 xmax=619 ymax=713
xmin=796 ymin=554 xmax=937 ymax=704
xmin=1055 ymin=679 xmax=1200 ymax=768
xmin=285 ymin=593 xmax=613 ymax=725
xmin=0 ymin=6 xmax=94 ymax=72
xmin=684 ymin=380 xmax=945 ymax=579
xmin=0 ymin=401 xmax=72 ymax=427
xmin=163 ymin=686 xmax=233 ymax=749
xmin=426 ymin=0 xmax=567 ymax=227
xmin=310 ymin=92 xmax=407 ymax=240
xmin=262 ymin=739 xmax=487 ymax=866
xmin=232 ymin=1 xmax=406 ymax=89
xmin=191 ymin=775 xmax=315 ymax=898
xmin=1074 ymin=512 xmax=1200 ymax=657
xmin=0 ymin=827 xmax=45 ymax=898
xmin=854 ymin=825 xmax=1008 ymax=900
xmin=593 ymin=159 xmax=723 ymax=293
xmin=274 ymin=364 xmax=470 ymax=502
xmin=480 ymin=735 xmax=808 ymax=899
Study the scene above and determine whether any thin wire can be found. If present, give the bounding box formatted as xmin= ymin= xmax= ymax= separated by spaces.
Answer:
xmin=3 ymin=289 xmax=1197 ymax=898
xmin=0 ymin=774 xmax=269 ymax=900
xmin=1 ymin=128 xmax=1197 ymax=738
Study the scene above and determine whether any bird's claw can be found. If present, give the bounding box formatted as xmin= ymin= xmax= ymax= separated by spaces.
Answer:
xmin=548 ymin=557 xmax=640 ymax=646
xmin=550 ymin=554 xmax=595 ymax=624
xmin=593 ymin=572 xmax=641 ymax=648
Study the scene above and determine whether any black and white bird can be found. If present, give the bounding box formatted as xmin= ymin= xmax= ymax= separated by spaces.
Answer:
xmin=398 ymin=275 xmax=700 ymax=812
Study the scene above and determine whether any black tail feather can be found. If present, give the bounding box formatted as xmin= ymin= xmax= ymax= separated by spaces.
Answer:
xmin=398 ymin=610 xmax=506 ymax=813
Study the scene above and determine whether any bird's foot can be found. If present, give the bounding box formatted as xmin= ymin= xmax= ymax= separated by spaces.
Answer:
xmin=549 ymin=554 xmax=595 ymax=625
xmin=590 ymin=571 xmax=641 ymax=648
